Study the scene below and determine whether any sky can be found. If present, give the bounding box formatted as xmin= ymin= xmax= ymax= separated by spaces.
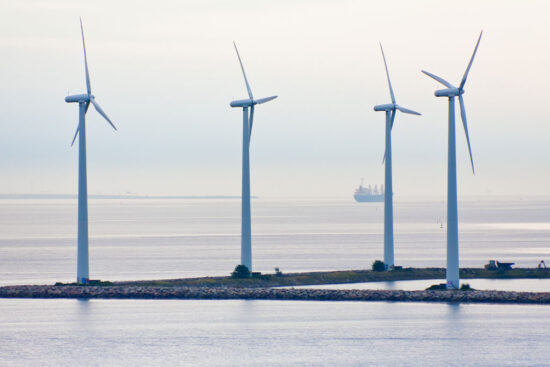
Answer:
xmin=0 ymin=0 xmax=549 ymax=198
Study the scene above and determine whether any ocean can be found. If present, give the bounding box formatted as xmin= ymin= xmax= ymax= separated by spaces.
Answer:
xmin=1 ymin=299 xmax=549 ymax=366
xmin=1 ymin=197 xmax=550 ymax=366
xmin=1 ymin=197 xmax=549 ymax=285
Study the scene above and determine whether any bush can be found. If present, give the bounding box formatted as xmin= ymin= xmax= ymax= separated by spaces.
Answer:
xmin=231 ymin=264 xmax=251 ymax=278
xmin=372 ymin=260 xmax=386 ymax=272
xmin=426 ymin=283 xmax=447 ymax=291
xmin=274 ymin=267 xmax=283 ymax=276
xmin=460 ymin=283 xmax=473 ymax=291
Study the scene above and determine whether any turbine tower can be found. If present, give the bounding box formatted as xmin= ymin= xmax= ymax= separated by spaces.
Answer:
xmin=422 ymin=31 xmax=482 ymax=289
xmin=230 ymin=42 xmax=277 ymax=272
xmin=65 ymin=19 xmax=117 ymax=284
xmin=374 ymin=44 xmax=421 ymax=270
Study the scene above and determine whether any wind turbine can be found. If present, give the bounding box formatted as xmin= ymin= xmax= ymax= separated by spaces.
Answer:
xmin=65 ymin=19 xmax=117 ymax=284
xmin=422 ymin=31 xmax=482 ymax=289
xmin=230 ymin=42 xmax=277 ymax=272
xmin=373 ymin=44 xmax=421 ymax=270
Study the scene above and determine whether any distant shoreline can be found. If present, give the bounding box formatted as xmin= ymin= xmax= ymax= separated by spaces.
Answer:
xmin=0 ymin=194 xmax=257 ymax=200
xmin=2 ymin=194 xmax=549 ymax=201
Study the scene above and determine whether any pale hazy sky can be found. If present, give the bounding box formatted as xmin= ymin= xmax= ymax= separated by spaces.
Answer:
xmin=1 ymin=0 xmax=549 ymax=198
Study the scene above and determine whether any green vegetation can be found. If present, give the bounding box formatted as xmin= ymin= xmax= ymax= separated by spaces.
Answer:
xmin=426 ymin=282 xmax=475 ymax=291
xmin=231 ymin=265 xmax=251 ymax=279
xmin=426 ymin=283 xmax=447 ymax=291
xmin=115 ymin=268 xmax=417 ymax=288
xmin=100 ymin=267 xmax=550 ymax=289
xmin=372 ymin=260 xmax=386 ymax=272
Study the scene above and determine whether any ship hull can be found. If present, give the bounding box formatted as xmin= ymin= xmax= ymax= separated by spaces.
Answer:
xmin=354 ymin=193 xmax=384 ymax=203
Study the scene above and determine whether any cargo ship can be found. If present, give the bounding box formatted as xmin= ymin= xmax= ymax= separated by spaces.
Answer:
xmin=354 ymin=179 xmax=384 ymax=202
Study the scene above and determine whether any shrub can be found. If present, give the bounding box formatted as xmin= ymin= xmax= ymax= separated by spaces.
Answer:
xmin=460 ymin=283 xmax=473 ymax=291
xmin=372 ymin=260 xmax=386 ymax=272
xmin=274 ymin=267 xmax=283 ymax=276
xmin=426 ymin=283 xmax=447 ymax=291
xmin=231 ymin=264 xmax=251 ymax=278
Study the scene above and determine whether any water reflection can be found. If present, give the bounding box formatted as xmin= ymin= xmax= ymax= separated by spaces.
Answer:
xmin=1 ymin=299 xmax=550 ymax=366
xmin=290 ymin=278 xmax=550 ymax=292
xmin=446 ymin=302 xmax=461 ymax=318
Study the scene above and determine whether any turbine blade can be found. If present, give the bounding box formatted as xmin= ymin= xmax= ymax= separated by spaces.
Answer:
xmin=249 ymin=105 xmax=254 ymax=143
xmin=91 ymin=98 xmax=117 ymax=131
xmin=459 ymin=30 xmax=483 ymax=90
xmin=80 ymin=18 xmax=91 ymax=95
xmin=233 ymin=42 xmax=253 ymax=100
xmin=380 ymin=43 xmax=395 ymax=104
xmin=396 ymin=106 xmax=421 ymax=115
xmin=458 ymin=95 xmax=475 ymax=174
xmin=421 ymin=70 xmax=454 ymax=88
xmin=254 ymin=95 xmax=277 ymax=104
xmin=71 ymin=126 xmax=80 ymax=147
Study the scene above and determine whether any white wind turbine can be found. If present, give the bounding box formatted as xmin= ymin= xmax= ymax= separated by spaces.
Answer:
xmin=65 ymin=19 xmax=117 ymax=283
xmin=374 ymin=44 xmax=421 ymax=270
xmin=230 ymin=42 xmax=277 ymax=272
xmin=422 ymin=31 xmax=482 ymax=289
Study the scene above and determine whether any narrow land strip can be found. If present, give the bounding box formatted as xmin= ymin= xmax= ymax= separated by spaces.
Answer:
xmin=1 ymin=285 xmax=550 ymax=304
xmin=114 ymin=267 xmax=550 ymax=288
xmin=1 ymin=268 xmax=550 ymax=304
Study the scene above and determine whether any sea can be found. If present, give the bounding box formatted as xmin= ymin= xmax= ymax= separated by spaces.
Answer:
xmin=1 ymin=197 xmax=550 ymax=366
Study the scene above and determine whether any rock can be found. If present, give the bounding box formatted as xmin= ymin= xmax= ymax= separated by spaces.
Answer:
xmin=1 ymin=284 xmax=550 ymax=304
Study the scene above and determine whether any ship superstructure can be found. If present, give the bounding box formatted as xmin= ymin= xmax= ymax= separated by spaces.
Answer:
xmin=354 ymin=179 xmax=384 ymax=202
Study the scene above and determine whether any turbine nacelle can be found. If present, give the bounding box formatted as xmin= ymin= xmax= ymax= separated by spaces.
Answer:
xmin=65 ymin=93 xmax=91 ymax=103
xmin=373 ymin=103 xmax=395 ymax=112
xmin=435 ymin=87 xmax=462 ymax=98
xmin=230 ymin=96 xmax=278 ymax=108
xmin=230 ymin=98 xmax=254 ymax=108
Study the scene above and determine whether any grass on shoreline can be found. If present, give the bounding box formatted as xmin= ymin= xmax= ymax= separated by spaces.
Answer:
xmin=75 ymin=267 xmax=550 ymax=289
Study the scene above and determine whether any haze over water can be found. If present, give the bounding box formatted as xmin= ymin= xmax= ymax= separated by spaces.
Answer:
xmin=1 ymin=197 xmax=549 ymax=285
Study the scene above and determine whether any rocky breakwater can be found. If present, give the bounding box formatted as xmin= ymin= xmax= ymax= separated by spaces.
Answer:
xmin=1 ymin=285 xmax=550 ymax=304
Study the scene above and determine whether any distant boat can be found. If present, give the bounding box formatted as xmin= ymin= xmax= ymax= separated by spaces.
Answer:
xmin=354 ymin=179 xmax=384 ymax=203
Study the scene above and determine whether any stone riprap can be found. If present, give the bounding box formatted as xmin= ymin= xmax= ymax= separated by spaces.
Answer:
xmin=1 ymin=285 xmax=549 ymax=304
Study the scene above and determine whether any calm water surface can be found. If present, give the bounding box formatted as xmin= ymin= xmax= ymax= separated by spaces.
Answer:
xmin=1 ymin=197 xmax=549 ymax=285
xmin=1 ymin=198 xmax=550 ymax=366
xmin=1 ymin=299 xmax=549 ymax=367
